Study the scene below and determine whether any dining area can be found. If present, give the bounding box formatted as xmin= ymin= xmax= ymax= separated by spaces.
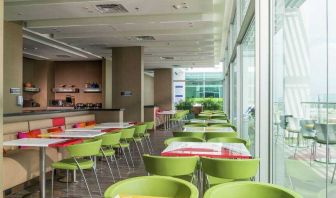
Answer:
xmin=3 ymin=110 xmax=302 ymax=198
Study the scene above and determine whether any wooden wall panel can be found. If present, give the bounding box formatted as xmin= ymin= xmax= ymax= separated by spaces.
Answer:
xmin=54 ymin=60 xmax=103 ymax=104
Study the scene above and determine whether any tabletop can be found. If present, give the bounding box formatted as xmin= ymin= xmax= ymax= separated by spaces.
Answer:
xmin=48 ymin=131 xmax=105 ymax=138
xmin=189 ymin=119 xmax=228 ymax=124
xmin=157 ymin=110 xmax=177 ymax=115
xmin=65 ymin=128 xmax=103 ymax=132
xmin=161 ymin=142 xmax=251 ymax=159
xmin=183 ymin=127 xmax=235 ymax=132
xmin=3 ymin=138 xmax=69 ymax=147
xmin=95 ymin=122 xmax=134 ymax=129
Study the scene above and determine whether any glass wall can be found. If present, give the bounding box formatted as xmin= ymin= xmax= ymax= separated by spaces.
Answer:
xmin=271 ymin=0 xmax=336 ymax=197
xmin=241 ymin=18 xmax=256 ymax=155
xmin=231 ymin=59 xmax=238 ymax=126
xmin=185 ymin=72 xmax=224 ymax=99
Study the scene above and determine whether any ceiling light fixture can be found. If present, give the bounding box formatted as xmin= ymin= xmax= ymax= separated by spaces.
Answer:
xmin=173 ymin=2 xmax=188 ymax=9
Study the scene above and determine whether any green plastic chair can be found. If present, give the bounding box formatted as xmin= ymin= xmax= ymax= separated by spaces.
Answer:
xmin=104 ymin=176 xmax=199 ymax=198
xmin=112 ymin=128 xmax=136 ymax=168
xmin=173 ymin=131 xmax=205 ymax=139
xmin=51 ymin=139 xmax=103 ymax=197
xmin=209 ymin=124 xmax=236 ymax=131
xmin=133 ymin=124 xmax=150 ymax=156
xmin=184 ymin=123 xmax=208 ymax=127
xmin=143 ymin=154 xmax=199 ymax=182
xmin=207 ymin=137 xmax=250 ymax=149
xmin=201 ymin=157 xmax=260 ymax=189
xmin=144 ymin=121 xmax=155 ymax=153
xmin=96 ymin=132 xmax=122 ymax=178
xmin=164 ymin=137 xmax=205 ymax=147
xmin=204 ymin=132 xmax=237 ymax=140
xmin=203 ymin=181 xmax=302 ymax=198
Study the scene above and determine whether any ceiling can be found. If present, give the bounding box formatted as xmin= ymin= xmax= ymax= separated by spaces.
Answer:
xmin=5 ymin=0 xmax=226 ymax=69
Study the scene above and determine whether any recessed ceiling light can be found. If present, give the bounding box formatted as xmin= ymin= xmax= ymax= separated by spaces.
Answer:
xmin=173 ymin=3 xmax=188 ymax=10
xmin=34 ymin=47 xmax=38 ymax=50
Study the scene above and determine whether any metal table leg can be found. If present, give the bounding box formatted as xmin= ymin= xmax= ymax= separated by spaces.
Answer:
xmin=39 ymin=147 xmax=46 ymax=198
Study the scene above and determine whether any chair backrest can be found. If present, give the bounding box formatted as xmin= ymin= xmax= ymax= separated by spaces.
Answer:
xmin=205 ymin=132 xmax=237 ymax=140
xmin=287 ymin=117 xmax=301 ymax=131
xmin=201 ymin=157 xmax=259 ymax=180
xmin=104 ymin=176 xmax=199 ymax=198
xmin=67 ymin=139 xmax=102 ymax=157
xmin=120 ymin=128 xmax=136 ymax=139
xmin=203 ymin=182 xmax=302 ymax=198
xmin=184 ymin=123 xmax=208 ymax=127
xmin=99 ymin=132 xmax=122 ymax=146
xmin=207 ymin=137 xmax=250 ymax=149
xmin=299 ymin=120 xmax=315 ymax=132
xmin=164 ymin=137 xmax=205 ymax=146
xmin=314 ymin=123 xmax=336 ymax=143
xmin=211 ymin=116 xmax=227 ymax=120
xmin=134 ymin=124 xmax=147 ymax=136
xmin=209 ymin=124 xmax=236 ymax=131
xmin=144 ymin=121 xmax=155 ymax=130
xmin=143 ymin=155 xmax=199 ymax=176
xmin=173 ymin=132 xmax=205 ymax=139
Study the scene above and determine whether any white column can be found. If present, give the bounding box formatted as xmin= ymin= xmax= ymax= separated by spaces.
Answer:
xmin=255 ymin=0 xmax=271 ymax=182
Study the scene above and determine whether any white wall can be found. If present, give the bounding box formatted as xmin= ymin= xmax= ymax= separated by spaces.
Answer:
xmin=144 ymin=73 xmax=154 ymax=106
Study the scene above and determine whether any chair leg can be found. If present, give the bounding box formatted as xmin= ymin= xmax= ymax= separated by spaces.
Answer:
xmin=127 ymin=147 xmax=135 ymax=167
xmin=121 ymin=147 xmax=130 ymax=170
xmin=147 ymin=136 xmax=154 ymax=153
xmin=101 ymin=148 xmax=115 ymax=182
xmin=113 ymin=155 xmax=122 ymax=178
xmin=74 ymin=159 xmax=92 ymax=198
xmin=144 ymin=136 xmax=151 ymax=154
xmin=134 ymin=140 xmax=143 ymax=159
xmin=51 ymin=168 xmax=54 ymax=198
xmin=66 ymin=170 xmax=69 ymax=196
xmin=92 ymin=167 xmax=102 ymax=196
xmin=332 ymin=164 xmax=336 ymax=183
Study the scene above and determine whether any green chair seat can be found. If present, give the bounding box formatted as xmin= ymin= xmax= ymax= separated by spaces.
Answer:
xmin=143 ymin=154 xmax=198 ymax=182
xmin=52 ymin=158 xmax=94 ymax=170
xmin=104 ymin=176 xmax=199 ymax=198
xmin=203 ymin=182 xmax=302 ymax=198
xmin=164 ymin=137 xmax=205 ymax=147
xmin=144 ymin=133 xmax=150 ymax=137
xmin=97 ymin=148 xmax=116 ymax=157
xmin=207 ymin=175 xmax=234 ymax=186
xmin=113 ymin=142 xmax=130 ymax=148
xmin=173 ymin=131 xmax=205 ymax=139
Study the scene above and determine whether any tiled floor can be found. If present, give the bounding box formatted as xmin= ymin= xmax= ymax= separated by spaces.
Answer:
xmin=5 ymin=129 xmax=172 ymax=198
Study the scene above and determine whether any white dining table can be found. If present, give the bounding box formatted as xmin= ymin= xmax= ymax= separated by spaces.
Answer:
xmin=157 ymin=110 xmax=177 ymax=129
xmin=3 ymin=138 xmax=69 ymax=198
xmin=48 ymin=131 xmax=106 ymax=138
xmin=183 ymin=127 xmax=235 ymax=133
xmin=64 ymin=128 xmax=104 ymax=132
xmin=189 ymin=119 xmax=229 ymax=124
xmin=95 ymin=122 xmax=134 ymax=129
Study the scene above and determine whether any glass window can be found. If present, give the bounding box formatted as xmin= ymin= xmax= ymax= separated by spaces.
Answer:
xmin=271 ymin=0 xmax=331 ymax=197
xmin=231 ymin=59 xmax=238 ymax=126
xmin=241 ymin=18 xmax=255 ymax=156
xmin=241 ymin=0 xmax=250 ymax=21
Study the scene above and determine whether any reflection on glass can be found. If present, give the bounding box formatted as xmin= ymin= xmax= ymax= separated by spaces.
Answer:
xmin=231 ymin=59 xmax=238 ymax=126
xmin=241 ymin=18 xmax=255 ymax=156
xmin=272 ymin=0 xmax=331 ymax=197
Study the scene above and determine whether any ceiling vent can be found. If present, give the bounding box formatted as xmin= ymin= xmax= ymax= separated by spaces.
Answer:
xmin=160 ymin=56 xmax=174 ymax=60
xmin=56 ymin=54 xmax=71 ymax=58
xmin=135 ymin=36 xmax=155 ymax=41
xmin=96 ymin=4 xmax=128 ymax=13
